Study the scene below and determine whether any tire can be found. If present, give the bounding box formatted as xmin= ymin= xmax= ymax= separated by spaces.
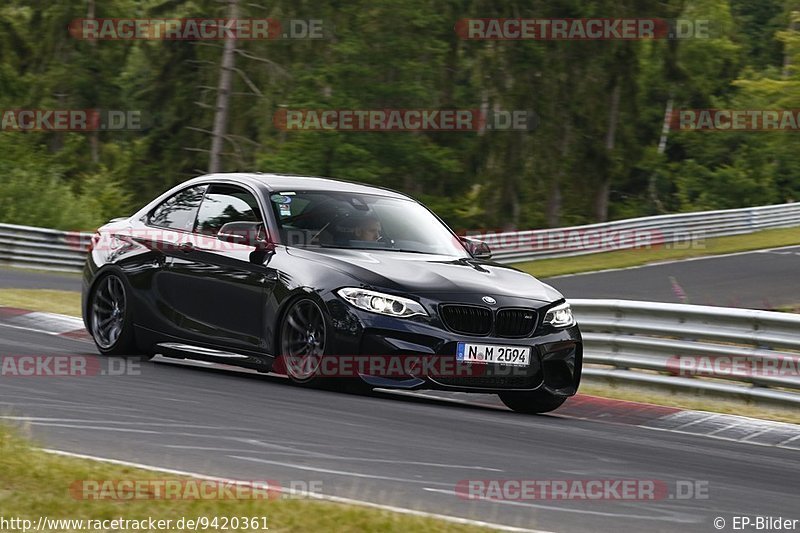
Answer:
xmin=279 ymin=298 xmax=329 ymax=386
xmin=88 ymin=273 xmax=148 ymax=358
xmin=498 ymin=389 xmax=568 ymax=414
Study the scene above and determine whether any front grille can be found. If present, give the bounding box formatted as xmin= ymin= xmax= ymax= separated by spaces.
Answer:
xmin=495 ymin=309 xmax=537 ymax=337
xmin=439 ymin=304 xmax=539 ymax=338
xmin=440 ymin=305 xmax=492 ymax=336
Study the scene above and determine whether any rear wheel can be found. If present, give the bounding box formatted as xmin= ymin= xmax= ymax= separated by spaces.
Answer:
xmin=89 ymin=273 xmax=147 ymax=358
xmin=499 ymin=389 xmax=568 ymax=414
xmin=280 ymin=298 xmax=328 ymax=386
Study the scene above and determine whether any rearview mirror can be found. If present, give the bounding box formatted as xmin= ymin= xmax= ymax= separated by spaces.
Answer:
xmin=460 ymin=237 xmax=492 ymax=260
xmin=218 ymin=221 xmax=273 ymax=250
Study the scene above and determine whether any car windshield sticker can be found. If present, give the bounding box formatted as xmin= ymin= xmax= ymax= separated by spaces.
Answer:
xmin=271 ymin=194 xmax=292 ymax=204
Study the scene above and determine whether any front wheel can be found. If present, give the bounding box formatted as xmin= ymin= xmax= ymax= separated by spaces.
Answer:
xmin=279 ymin=298 xmax=329 ymax=386
xmin=499 ymin=389 xmax=568 ymax=414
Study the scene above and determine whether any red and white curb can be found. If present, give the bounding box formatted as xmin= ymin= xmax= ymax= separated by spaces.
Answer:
xmin=2 ymin=306 xmax=799 ymax=450
xmin=0 ymin=306 xmax=89 ymax=340
xmin=564 ymin=395 xmax=800 ymax=449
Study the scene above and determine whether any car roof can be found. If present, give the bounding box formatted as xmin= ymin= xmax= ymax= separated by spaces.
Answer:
xmin=193 ymin=172 xmax=412 ymax=200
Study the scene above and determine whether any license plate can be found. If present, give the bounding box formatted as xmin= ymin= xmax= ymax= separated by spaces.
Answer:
xmin=456 ymin=342 xmax=531 ymax=366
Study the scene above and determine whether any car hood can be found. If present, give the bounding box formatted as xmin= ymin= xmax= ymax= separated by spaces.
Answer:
xmin=285 ymin=247 xmax=562 ymax=303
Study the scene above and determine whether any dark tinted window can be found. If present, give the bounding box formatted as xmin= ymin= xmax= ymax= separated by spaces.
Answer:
xmin=148 ymin=185 xmax=207 ymax=231
xmin=194 ymin=185 xmax=262 ymax=236
xmin=269 ymin=190 xmax=467 ymax=256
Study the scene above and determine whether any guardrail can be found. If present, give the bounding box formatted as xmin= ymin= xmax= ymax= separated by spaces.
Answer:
xmin=572 ymin=299 xmax=800 ymax=407
xmin=0 ymin=223 xmax=90 ymax=272
xmin=0 ymin=201 xmax=799 ymax=272
xmin=481 ymin=201 xmax=800 ymax=263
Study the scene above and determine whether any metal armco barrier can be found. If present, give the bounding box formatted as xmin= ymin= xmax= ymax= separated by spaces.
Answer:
xmin=482 ymin=201 xmax=800 ymax=263
xmin=572 ymin=299 xmax=800 ymax=407
xmin=0 ymin=201 xmax=798 ymax=271
xmin=0 ymin=223 xmax=90 ymax=272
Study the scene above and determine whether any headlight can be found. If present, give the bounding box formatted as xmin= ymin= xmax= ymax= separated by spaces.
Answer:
xmin=543 ymin=302 xmax=575 ymax=328
xmin=337 ymin=288 xmax=428 ymax=318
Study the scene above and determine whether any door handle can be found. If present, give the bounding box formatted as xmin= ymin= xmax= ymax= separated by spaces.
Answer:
xmin=178 ymin=242 xmax=194 ymax=253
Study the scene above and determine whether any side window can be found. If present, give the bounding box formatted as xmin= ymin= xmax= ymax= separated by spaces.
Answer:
xmin=194 ymin=184 xmax=263 ymax=236
xmin=148 ymin=185 xmax=207 ymax=231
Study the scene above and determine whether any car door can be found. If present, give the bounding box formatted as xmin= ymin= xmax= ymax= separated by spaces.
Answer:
xmin=161 ymin=183 xmax=276 ymax=356
xmin=124 ymin=184 xmax=208 ymax=338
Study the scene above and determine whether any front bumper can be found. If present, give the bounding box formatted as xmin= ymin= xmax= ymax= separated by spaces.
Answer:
xmin=324 ymin=293 xmax=582 ymax=395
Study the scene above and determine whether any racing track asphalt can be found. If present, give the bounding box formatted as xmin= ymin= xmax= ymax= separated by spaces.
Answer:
xmin=0 ymin=325 xmax=798 ymax=533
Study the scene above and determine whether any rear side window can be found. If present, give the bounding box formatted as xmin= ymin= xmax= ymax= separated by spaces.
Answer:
xmin=148 ymin=185 xmax=207 ymax=231
xmin=194 ymin=184 xmax=263 ymax=236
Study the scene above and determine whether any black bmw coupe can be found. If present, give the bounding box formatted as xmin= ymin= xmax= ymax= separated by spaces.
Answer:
xmin=82 ymin=173 xmax=582 ymax=413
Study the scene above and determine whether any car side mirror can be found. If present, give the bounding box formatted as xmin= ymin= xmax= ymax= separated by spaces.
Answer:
xmin=460 ymin=237 xmax=492 ymax=260
xmin=218 ymin=221 xmax=274 ymax=250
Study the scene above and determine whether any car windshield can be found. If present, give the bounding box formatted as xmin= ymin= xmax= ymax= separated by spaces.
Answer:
xmin=269 ymin=190 xmax=468 ymax=257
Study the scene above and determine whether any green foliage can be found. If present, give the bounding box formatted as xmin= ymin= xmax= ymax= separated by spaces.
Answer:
xmin=0 ymin=138 xmax=95 ymax=229
xmin=0 ymin=0 xmax=799 ymax=232
xmin=0 ymin=135 xmax=131 ymax=230
xmin=674 ymin=158 xmax=779 ymax=210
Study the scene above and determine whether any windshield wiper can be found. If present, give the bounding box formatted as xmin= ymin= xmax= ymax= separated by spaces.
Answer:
xmin=382 ymin=248 xmax=438 ymax=254
xmin=306 ymin=244 xmax=456 ymax=255
xmin=312 ymin=245 xmax=434 ymax=254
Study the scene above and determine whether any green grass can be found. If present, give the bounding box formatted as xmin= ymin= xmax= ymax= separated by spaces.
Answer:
xmin=514 ymin=227 xmax=800 ymax=279
xmin=0 ymin=289 xmax=82 ymax=317
xmin=0 ymin=426 xmax=487 ymax=533
xmin=2 ymin=265 xmax=82 ymax=278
